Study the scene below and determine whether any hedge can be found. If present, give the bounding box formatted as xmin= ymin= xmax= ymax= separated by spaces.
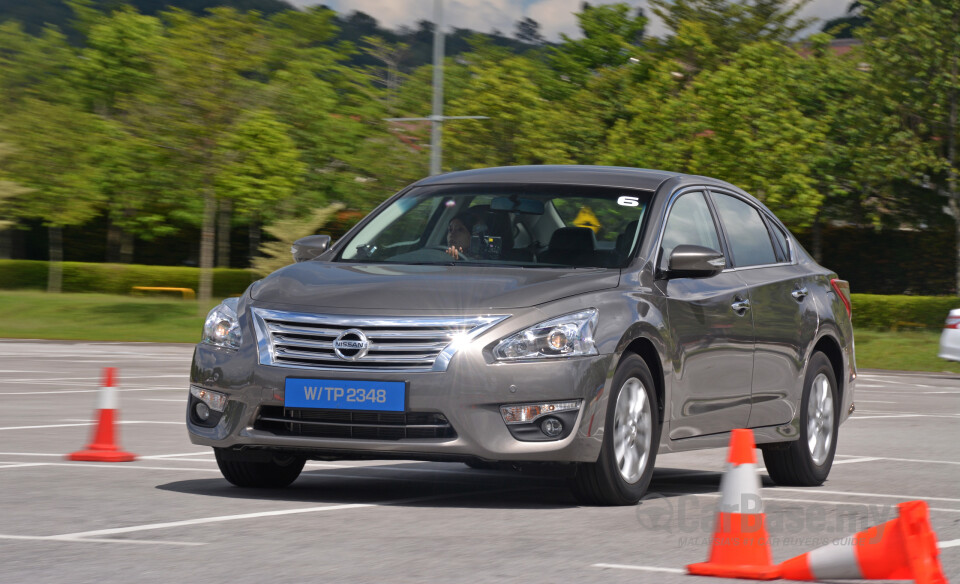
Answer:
xmin=0 ymin=260 xmax=256 ymax=298
xmin=1 ymin=261 xmax=957 ymax=329
xmin=851 ymin=293 xmax=959 ymax=330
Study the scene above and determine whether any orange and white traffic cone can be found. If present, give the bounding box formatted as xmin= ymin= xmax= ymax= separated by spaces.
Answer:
xmin=687 ymin=428 xmax=781 ymax=580
xmin=779 ymin=500 xmax=947 ymax=584
xmin=67 ymin=367 xmax=137 ymax=462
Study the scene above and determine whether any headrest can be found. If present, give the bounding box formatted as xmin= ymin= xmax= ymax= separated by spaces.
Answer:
xmin=548 ymin=227 xmax=596 ymax=252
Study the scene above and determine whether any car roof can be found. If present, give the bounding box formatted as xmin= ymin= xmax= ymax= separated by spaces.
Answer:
xmin=411 ymin=165 xmax=736 ymax=193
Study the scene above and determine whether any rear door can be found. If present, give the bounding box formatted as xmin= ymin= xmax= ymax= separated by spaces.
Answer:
xmin=708 ymin=190 xmax=818 ymax=428
xmin=656 ymin=190 xmax=754 ymax=439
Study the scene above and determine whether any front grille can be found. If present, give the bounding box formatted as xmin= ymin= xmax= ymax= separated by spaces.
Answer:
xmin=252 ymin=309 xmax=506 ymax=372
xmin=255 ymin=406 xmax=456 ymax=440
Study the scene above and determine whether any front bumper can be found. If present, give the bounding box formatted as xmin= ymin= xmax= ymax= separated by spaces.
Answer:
xmin=187 ymin=341 xmax=613 ymax=463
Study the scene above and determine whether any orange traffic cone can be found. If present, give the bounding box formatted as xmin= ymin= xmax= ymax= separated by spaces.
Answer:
xmin=687 ymin=428 xmax=781 ymax=580
xmin=779 ymin=500 xmax=947 ymax=584
xmin=67 ymin=367 xmax=137 ymax=462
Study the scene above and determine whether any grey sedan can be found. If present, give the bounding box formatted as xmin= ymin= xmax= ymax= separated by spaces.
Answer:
xmin=188 ymin=166 xmax=856 ymax=505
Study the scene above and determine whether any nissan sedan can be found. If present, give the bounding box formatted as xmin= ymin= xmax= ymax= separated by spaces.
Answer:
xmin=188 ymin=166 xmax=856 ymax=505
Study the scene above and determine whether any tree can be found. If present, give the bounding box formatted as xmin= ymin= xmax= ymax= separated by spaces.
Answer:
xmin=252 ymin=203 xmax=343 ymax=276
xmin=446 ymin=47 xmax=569 ymax=169
xmin=3 ymin=99 xmax=107 ymax=291
xmin=549 ymin=3 xmax=648 ymax=93
xmin=74 ymin=6 xmax=165 ymax=262
xmin=514 ymin=17 xmax=544 ymax=45
xmin=649 ymin=0 xmax=812 ymax=63
xmin=0 ymin=140 xmax=32 ymax=254
xmin=148 ymin=7 xmax=270 ymax=302
xmin=858 ymin=0 xmax=960 ymax=293
xmin=216 ymin=108 xmax=305 ymax=264
xmin=604 ymin=43 xmax=827 ymax=228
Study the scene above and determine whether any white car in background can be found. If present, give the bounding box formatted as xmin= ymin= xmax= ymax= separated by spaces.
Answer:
xmin=938 ymin=309 xmax=960 ymax=362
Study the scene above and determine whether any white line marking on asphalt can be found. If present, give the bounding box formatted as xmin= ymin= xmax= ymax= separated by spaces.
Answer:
xmin=54 ymin=490 xmax=505 ymax=540
xmin=2 ymin=375 xmax=186 ymax=383
xmin=839 ymin=456 xmax=960 ymax=466
xmin=0 ymin=462 xmax=220 ymax=473
xmin=139 ymin=452 xmax=212 ymax=459
xmin=592 ymin=564 xmax=685 ymax=574
xmin=671 ymin=493 xmax=960 ymax=515
xmin=0 ymin=387 xmax=183 ymax=396
xmin=855 ymin=400 xmax=896 ymax=404
xmin=60 ymin=506 xmax=345 ymax=539
xmin=0 ymin=534 xmax=205 ymax=546
xmin=849 ymin=414 xmax=929 ymax=420
xmin=0 ymin=420 xmax=181 ymax=430
xmin=832 ymin=457 xmax=881 ymax=465
xmin=0 ymin=463 xmax=48 ymax=469
xmin=0 ymin=452 xmax=64 ymax=457
xmin=0 ymin=423 xmax=95 ymax=431
xmin=939 ymin=539 xmax=960 ymax=549
xmin=769 ymin=487 xmax=960 ymax=503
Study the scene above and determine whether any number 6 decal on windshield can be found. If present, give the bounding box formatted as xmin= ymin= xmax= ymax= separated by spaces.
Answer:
xmin=617 ymin=195 xmax=640 ymax=207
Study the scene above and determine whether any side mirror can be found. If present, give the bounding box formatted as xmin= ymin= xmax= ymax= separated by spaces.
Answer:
xmin=291 ymin=234 xmax=331 ymax=263
xmin=666 ymin=245 xmax=725 ymax=279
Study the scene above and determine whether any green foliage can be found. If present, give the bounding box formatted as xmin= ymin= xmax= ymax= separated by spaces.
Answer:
xmin=850 ymin=293 xmax=959 ymax=330
xmin=650 ymin=0 xmax=813 ymax=61
xmin=0 ymin=259 xmax=254 ymax=296
xmin=252 ymin=203 xmax=344 ymax=276
xmin=0 ymin=0 xmax=957 ymax=294
xmin=216 ymin=108 xmax=305 ymax=218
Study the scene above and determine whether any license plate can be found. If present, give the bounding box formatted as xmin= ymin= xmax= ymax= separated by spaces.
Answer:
xmin=284 ymin=378 xmax=406 ymax=412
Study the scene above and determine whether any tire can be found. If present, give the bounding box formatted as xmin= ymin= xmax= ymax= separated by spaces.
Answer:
xmin=762 ymin=351 xmax=839 ymax=486
xmin=570 ymin=354 xmax=661 ymax=506
xmin=214 ymin=448 xmax=306 ymax=488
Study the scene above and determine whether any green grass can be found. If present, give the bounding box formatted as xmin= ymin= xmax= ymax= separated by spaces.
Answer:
xmin=853 ymin=328 xmax=960 ymax=373
xmin=2 ymin=291 xmax=959 ymax=372
xmin=0 ymin=291 xmax=218 ymax=343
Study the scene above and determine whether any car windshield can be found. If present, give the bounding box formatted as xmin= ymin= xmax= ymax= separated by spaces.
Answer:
xmin=336 ymin=184 xmax=651 ymax=268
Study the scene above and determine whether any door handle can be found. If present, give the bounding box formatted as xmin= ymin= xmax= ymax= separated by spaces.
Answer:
xmin=791 ymin=287 xmax=808 ymax=302
xmin=731 ymin=298 xmax=751 ymax=315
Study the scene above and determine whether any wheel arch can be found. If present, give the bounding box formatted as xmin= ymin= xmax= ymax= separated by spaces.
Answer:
xmin=811 ymin=333 xmax=845 ymax=406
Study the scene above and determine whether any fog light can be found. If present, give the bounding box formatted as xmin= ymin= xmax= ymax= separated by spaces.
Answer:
xmin=195 ymin=401 xmax=211 ymax=421
xmin=541 ymin=417 xmax=563 ymax=437
xmin=190 ymin=386 xmax=227 ymax=412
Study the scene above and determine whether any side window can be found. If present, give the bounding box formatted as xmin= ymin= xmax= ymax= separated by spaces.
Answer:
xmin=660 ymin=191 xmax=721 ymax=268
xmin=768 ymin=220 xmax=791 ymax=263
xmin=711 ymin=193 xmax=777 ymax=267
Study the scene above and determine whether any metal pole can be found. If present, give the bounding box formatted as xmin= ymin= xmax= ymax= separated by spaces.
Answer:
xmin=430 ymin=0 xmax=445 ymax=176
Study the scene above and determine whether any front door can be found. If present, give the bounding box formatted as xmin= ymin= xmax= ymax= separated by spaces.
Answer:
xmin=656 ymin=190 xmax=755 ymax=439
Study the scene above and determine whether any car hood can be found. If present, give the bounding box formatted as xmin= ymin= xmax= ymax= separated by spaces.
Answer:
xmin=250 ymin=262 xmax=620 ymax=310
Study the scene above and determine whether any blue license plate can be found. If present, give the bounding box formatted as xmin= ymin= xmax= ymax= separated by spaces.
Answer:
xmin=284 ymin=378 xmax=406 ymax=412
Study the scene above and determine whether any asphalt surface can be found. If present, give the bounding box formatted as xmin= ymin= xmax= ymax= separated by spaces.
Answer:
xmin=0 ymin=339 xmax=957 ymax=583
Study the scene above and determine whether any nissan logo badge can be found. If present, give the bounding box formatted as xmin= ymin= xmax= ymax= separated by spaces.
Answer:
xmin=333 ymin=329 xmax=370 ymax=361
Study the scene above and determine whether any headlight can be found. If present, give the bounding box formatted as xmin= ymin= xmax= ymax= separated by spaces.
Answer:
xmin=493 ymin=309 xmax=598 ymax=361
xmin=202 ymin=297 xmax=242 ymax=349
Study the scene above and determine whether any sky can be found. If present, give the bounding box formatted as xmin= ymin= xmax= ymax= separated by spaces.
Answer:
xmin=292 ymin=0 xmax=851 ymax=41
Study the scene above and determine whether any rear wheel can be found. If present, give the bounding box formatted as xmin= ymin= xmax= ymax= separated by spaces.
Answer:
xmin=570 ymin=354 xmax=660 ymax=506
xmin=762 ymin=351 xmax=839 ymax=486
xmin=214 ymin=448 xmax=306 ymax=488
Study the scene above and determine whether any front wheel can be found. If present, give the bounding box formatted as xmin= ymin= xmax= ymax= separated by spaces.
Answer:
xmin=214 ymin=448 xmax=306 ymax=488
xmin=570 ymin=354 xmax=660 ymax=506
xmin=762 ymin=351 xmax=839 ymax=486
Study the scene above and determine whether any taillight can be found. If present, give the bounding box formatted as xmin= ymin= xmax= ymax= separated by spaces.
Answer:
xmin=945 ymin=314 xmax=960 ymax=329
xmin=831 ymin=279 xmax=852 ymax=319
